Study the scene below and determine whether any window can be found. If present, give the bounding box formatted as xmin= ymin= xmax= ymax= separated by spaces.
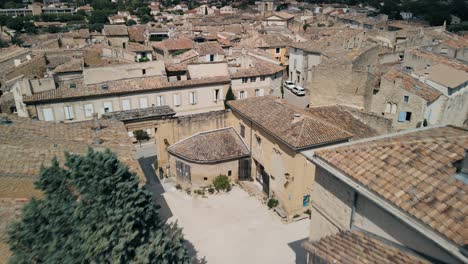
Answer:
xmin=255 ymin=88 xmax=264 ymax=97
xmin=189 ymin=92 xmax=197 ymax=105
xmin=210 ymin=54 xmax=214 ymax=61
xmin=228 ymin=170 xmax=232 ymax=176
xmin=173 ymin=94 xmax=181 ymax=106
xmin=157 ymin=95 xmax=165 ymax=106
xmin=260 ymin=76 xmax=266 ymax=81
xmin=101 ymin=84 xmax=108 ymax=89
xmin=63 ymin=106 xmax=74 ymax=120
xmin=240 ymin=124 xmax=245 ymax=138
xmin=250 ymin=77 xmax=256 ymax=82
xmin=275 ymin=47 xmax=280 ymax=54
xmin=255 ymin=134 xmax=261 ymax=144
xmin=403 ymin=96 xmax=409 ymax=103
xmin=139 ymin=97 xmax=148 ymax=108
xmin=142 ymin=69 xmax=146 ymax=75
xmin=43 ymin=108 xmax=54 ymax=121
xmin=122 ymin=99 xmax=131 ymax=111
xmin=84 ymin=104 xmax=94 ymax=117
xmin=103 ymin=102 xmax=112 ymax=113
xmin=385 ymin=102 xmax=391 ymax=113
xmin=239 ymin=91 xmax=246 ymax=99
xmin=242 ymin=77 xmax=248 ymax=83
xmin=391 ymin=103 xmax=397 ymax=114
xmin=398 ymin=111 xmax=412 ymax=122
xmin=69 ymin=83 xmax=76 ymax=89
xmin=213 ymin=89 xmax=221 ymax=102
xmin=440 ymin=48 xmax=448 ymax=54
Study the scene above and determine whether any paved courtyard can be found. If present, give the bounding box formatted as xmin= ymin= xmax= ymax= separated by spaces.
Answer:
xmin=158 ymin=180 xmax=309 ymax=264
xmin=283 ymin=88 xmax=310 ymax=109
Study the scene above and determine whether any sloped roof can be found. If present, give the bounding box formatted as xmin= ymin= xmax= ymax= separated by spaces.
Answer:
xmin=168 ymin=127 xmax=249 ymax=163
xmin=228 ymin=96 xmax=353 ymax=150
xmin=305 ymin=105 xmax=379 ymax=140
xmin=229 ymin=58 xmax=283 ymax=78
xmin=53 ymin=59 xmax=83 ymax=74
xmin=314 ymin=126 xmax=468 ymax=246
xmin=303 ymin=231 xmax=430 ymax=264
xmin=152 ymin=37 xmax=193 ymax=51
xmin=103 ymin=25 xmax=128 ymax=36
xmin=128 ymin=25 xmax=146 ymax=42
xmin=382 ymin=69 xmax=442 ymax=102
xmin=193 ymin=41 xmax=224 ymax=56
xmin=0 ymin=114 xmax=142 ymax=180
xmin=237 ymin=34 xmax=292 ymax=48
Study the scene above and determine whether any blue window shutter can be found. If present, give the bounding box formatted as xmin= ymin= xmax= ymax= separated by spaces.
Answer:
xmin=398 ymin=111 xmax=406 ymax=122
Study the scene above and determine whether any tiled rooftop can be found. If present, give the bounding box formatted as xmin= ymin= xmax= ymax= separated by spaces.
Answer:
xmin=228 ymin=96 xmax=353 ymax=150
xmin=0 ymin=114 xmax=142 ymax=183
xmin=229 ymin=58 xmax=283 ymax=78
xmin=305 ymin=105 xmax=379 ymax=139
xmin=103 ymin=25 xmax=128 ymax=36
xmin=168 ymin=127 xmax=249 ymax=163
xmin=102 ymin=105 xmax=176 ymax=121
xmin=382 ymin=68 xmax=442 ymax=102
xmin=193 ymin=41 xmax=225 ymax=56
xmin=314 ymin=126 xmax=468 ymax=246
xmin=152 ymin=37 xmax=194 ymax=51
xmin=23 ymin=76 xmax=231 ymax=103
xmin=303 ymin=231 xmax=430 ymax=264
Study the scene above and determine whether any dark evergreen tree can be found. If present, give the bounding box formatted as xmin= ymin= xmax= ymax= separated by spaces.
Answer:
xmin=224 ymin=85 xmax=236 ymax=109
xmin=9 ymin=149 xmax=190 ymax=263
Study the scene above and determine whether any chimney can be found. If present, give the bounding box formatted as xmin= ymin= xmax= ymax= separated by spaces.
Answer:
xmin=292 ymin=113 xmax=303 ymax=124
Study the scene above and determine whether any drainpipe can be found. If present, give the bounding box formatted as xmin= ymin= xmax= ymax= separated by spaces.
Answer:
xmin=249 ymin=119 xmax=253 ymax=181
xmin=349 ymin=191 xmax=358 ymax=229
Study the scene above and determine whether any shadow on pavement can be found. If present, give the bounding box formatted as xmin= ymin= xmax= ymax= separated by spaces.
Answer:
xmin=138 ymin=156 xmax=205 ymax=263
xmin=288 ymin=237 xmax=308 ymax=264
xmin=139 ymin=156 xmax=173 ymax=222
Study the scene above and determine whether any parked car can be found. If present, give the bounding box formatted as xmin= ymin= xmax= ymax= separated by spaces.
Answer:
xmin=292 ymin=86 xmax=306 ymax=96
xmin=283 ymin=81 xmax=295 ymax=90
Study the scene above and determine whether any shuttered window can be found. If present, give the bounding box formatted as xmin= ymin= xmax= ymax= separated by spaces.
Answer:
xmin=64 ymin=106 xmax=74 ymax=120
xmin=139 ymin=98 xmax=148 ymax=108
xmin=173 ymin=94 xmax=181 ymax=106
xmin=43 ymin=108 xmax=54 ymax=121
xmin=189 ymin=92 xmax=197 ymax=105
xmin=122 ymin=100 xmax=131 ymax=110
xmin=84 ymin=104 xmax=94 ymax=117
xmin=157 ymin=96 xmax=165 ymax=106
xmin=103 ymin=102 xmax=113 ymax=113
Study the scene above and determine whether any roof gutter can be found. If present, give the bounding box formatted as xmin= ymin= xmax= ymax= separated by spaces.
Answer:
xmin=307 ymin=153 xmax=467 ymax=263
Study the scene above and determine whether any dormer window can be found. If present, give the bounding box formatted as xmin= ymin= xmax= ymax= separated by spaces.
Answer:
xmin=69 ymin=83 xmax=76 ymax=89
xmin=101 ymin=84 xmax=108 ymax=90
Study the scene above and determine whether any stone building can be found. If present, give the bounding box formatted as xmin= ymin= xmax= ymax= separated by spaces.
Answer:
xmin=237 ymin=34 xmax=292 ymax=65
xmin=167 ymin=127 xmax=250 ymax=187
xmin=103 ymin=25 xmax=129 ymax=48
xmin=227 ymin=96 xmax=380 ymax=219
xmin=370 ymin=68 xmax=444 ymax=130
xmin=302 ymin=126 xmax=468 ymax=264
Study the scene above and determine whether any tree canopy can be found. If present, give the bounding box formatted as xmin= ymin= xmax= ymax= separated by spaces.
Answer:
xmin=8 ymin=149 xmax=190 ymax=263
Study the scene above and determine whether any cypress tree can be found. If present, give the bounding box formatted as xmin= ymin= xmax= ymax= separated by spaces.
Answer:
xmin=8 ymin=149 xmax=190 ymax=263
xmin=224 ymin=85 xmax=236 ymax=109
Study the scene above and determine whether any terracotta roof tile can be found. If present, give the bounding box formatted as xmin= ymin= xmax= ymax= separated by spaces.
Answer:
xmin=103 ymin=25 xmax=128 ymax=36
xmin=303 ymin=231 xmax=430 ymax=264
xmin=228 ymin=96 xmax=353 ymax=150
xmin=152 ymin=37 xmax=193 ymax=51
xmin=382 ymin=69 xmax=442 ymax=102
xmin=168 ymin=127 xmax=249 ymax=163
xmin=315 ymin=126 xmax=468 ymax=246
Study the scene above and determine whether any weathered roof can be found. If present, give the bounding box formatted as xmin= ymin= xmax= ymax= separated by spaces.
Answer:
xmin=414 ymin=62 xmax=468 ymax=89
xmin=128 ymin=25 xmax=146 ymax=43
xmin=229 ymin=58 xmax=284 ymax=78
xmin=62 ymin=29 xmax=90 ymax=39
xmin=267 ymin=11 xmax=295 ymax=20
xmin=152 ymin=37 xmax=193 ymax=51
xmin=23 ymin=76 xmax=231 ymax=103
xmin=102 ymin=105 xmax=176 ymax=122
xmin=127 ymin=42 xmax=152 ymax=52
xmin=168 ymin=127 xmax=249 ymax=163
xmin=0 ymin=114 xmax=142 ymax=181
xmin=382 ymin=69 xmax=442 ymax=102
xmin=228 ymin=96 xmax=353 ymax=150
xmin=53 ymin=59 xmax=83 ymax=74
xmin=103 ymin=25 xmax=128 ymax=36
xmin=237 ymin=34 xmax=292 ymax=48
xmin=193 ymin=41 xmax=224 ymax=56
xmin=305 ymin=105 xmax=379 ymax=140
xmin=314 ymin=126 xmax=468 ymax=246
xmin=303 ymin=231 xmax=430 ymax=264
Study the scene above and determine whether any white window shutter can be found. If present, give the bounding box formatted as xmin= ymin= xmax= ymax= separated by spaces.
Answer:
xmin=238 ymin=91 xmax=241 ymax=99
xmin=84 ymin=104 xmax=94 ymax=117
xmin=245 ymin=91 xmax=248 ymax=98
xmin=122 ymin=100 xmax=130 ymax=110
xmin=205 ymin=54 xmax=210 ymax=62
xmin=219 ymin=88 xmax=224 ymax=100
xmin=140 ymin=98 xmax=148 ymax=108
xmin=259 ymin=89 xmax=264 ymax=96
xmin=64 ymin=106 xmax=74 ymax=119
xmin=103 ymin=102 xmax=112 ymax=112
xmin=194 ymin=92 xmax=197 ymax=104
xmin=189 ymin=92 xmax=194 ymax=104
xmin=43 ymin=108 xmax=54 ymax=121
xmin=213 ymin=90 xmax=217 ymax=102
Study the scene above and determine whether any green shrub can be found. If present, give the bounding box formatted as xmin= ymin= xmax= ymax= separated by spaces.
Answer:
xmin=305 ymin=209 xmax=311 ymax=218
xmin=212 ymin=175 xmax=230 ymax=192
xmin=208 ymin=187 xmax=215 ymax=194
xmin=185 ymin=188 xmax=191 ymax=195
xmin=175 ymin=184 xmax=182 ymax=190
xmin=194 ymin=189 xmax=205 ymax=196
xmin=267 ymin=198 xmax=279 ymax=209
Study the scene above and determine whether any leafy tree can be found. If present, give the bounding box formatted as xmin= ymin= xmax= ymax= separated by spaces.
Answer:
xmin=0 ymin=15 xmax=8 ymax=28
xmin=136 ymin=6 xmax=151 ymax=17
xmin=9 ymin=149 xmax=190 ymax=263
xmin=11 ymin=35 xmax=23 ymax=46
xmin=6 ymin=17 xmax=24 ymax=31
xmin=89 ymin=10 xmax=110 ymax=24
xmin=224 ymin=85 xmax=235 ymax=109
xmin=133 ymin=130 xmax=150 ymax=145
xmin=88 ymin=23 xmax=104 ymax=32
xmin=141 ymin=14 xmax=152 ymax=24
xmin=126 ymin=19 xmax=137 ymax=26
